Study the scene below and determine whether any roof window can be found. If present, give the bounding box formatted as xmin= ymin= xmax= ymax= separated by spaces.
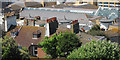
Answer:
xmin=33 ymin=30 xmax=41 ymax=39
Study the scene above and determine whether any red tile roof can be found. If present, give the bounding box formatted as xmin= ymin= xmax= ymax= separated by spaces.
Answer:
xmin=37 ymin=48 xmax=46 ymax=58
xmin=7 ymin=26 xmax=45 ymax=48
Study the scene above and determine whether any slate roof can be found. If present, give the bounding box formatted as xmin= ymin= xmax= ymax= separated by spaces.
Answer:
xmin=77 ymin=32 xmax=99 ymax=45
xmin=56 ymin=24 xmax=71 ymax=34
xmin=1 ymin=8 xmax=12 ymax=13
xmin=49 ymin=3 xmax=68 ymax=8
xmin=8 ymin=3 xmax=24 ymax=11
xmin=7 ymin=26 xmax=45 ymax=48
xmin=65 ymin=4 xmax=98 ymax=9
xmin=0 ymin=2 xmax=12 ymax=8
xmin=95 ymin=7 xmax=119 ymax=20
xmin=25 ymin=2 xmax=43 ymax=8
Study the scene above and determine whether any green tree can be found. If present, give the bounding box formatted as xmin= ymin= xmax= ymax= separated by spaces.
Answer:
xmin=87 ymin=25 xmax=106 ymax=36
xmin=90 ymin=25 xmax=100 ymax=31
xmin=22 ymin=47 xmax=29 ymax=53
xmin=38 ymin=32 xmax=81 ymax=58
xmin=2 ymin=36 xmax=30 ymax=60
xmin=67 ymin=40 xmax=120 ymax=60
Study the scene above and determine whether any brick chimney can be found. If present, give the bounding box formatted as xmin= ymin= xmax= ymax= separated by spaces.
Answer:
xmin=45 ymin=17 xmax=58 ymax=37
xmin=71 ymin=20 xmax=79 ymax=34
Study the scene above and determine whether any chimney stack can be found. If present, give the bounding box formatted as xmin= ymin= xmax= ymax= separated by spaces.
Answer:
xmin=71 ymin=20 xmax=79 ymax=34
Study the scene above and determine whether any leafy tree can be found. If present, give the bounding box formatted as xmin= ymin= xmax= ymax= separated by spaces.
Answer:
xmin=38 ymin=32 xmax=81 ymax=58
xmin=90 ymin=25 xmax=100 ymax=31
xmin=67 ymin=40 xmax=120 ymax=60
xmin=22 ymin=47 xmax=29 ymax=53
xmin=2 ymin=36 xmax=30 ymax=60
xmin=87 ymin=25 xmax=106 ymax=36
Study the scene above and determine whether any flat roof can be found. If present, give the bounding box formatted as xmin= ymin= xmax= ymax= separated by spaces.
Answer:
xmin=20 ymin=9 xmax=89 ymax=21
xmin=24 ymin=7 xmax=96 ymax=14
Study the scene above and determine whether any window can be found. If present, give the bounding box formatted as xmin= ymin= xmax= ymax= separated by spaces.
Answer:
xmin=35 ymin=47 xmax=37 ymax=50
xmin=11 ymin=32 xmax=17 ymax=37
xmin=34 ymin=51 xmax=37 ymax=54
xmin=33 ymin=30 xmax=41 ymax=39
xmin=33 ymin=46 xmax=38 ymax=56
xmin=33 ymin=34 xmax=41 ymax=39
xmin=33 ymin=34 xmax=37 ymax=38
xmin=88 ymin=38 xmax=92 ymax=40
xmin=109 ymin=5 xmax=114 ymax=7
xmin=104 ymin=2 xmax=108 ymax=4
xmin=104 ymin=5 xmax=108 ymax=7
xmin=11 ymin=32 xmax=15 ymax=36
xmin=110 ymin=3 xmax=114 ymax=4
xmin=116 ymin=3 xmax=120 ymax=5
xmin=99 ymin=2 xmax=102 ymax=4
xmin=99 ymin=5 xmax=102 ymax=7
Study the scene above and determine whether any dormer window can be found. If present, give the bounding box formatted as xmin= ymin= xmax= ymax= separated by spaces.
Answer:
xmin=11 ymin=32 xmax=16 ymax=37
xmin=10 ymin=28 xmax=18 ymax=37
xmin=33 ymin=30 xmax=41 ymax=39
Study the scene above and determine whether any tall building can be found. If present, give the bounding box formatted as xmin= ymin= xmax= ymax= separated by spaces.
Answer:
xmin=97 ymin=0 xmax=120 ymax=8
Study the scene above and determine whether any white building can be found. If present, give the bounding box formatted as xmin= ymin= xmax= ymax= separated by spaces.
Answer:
xmin=0 ymin=15 xmax=4 ymax=31
xmin=17 ymin=20 xmax=24 ymax=26
xmin=45 ymin=23 xmax=50 ymax=37
xmin=0 ymin=12 xmax=17 ymax=32
xmin=99 ymin=19 xmax=114 ymax=31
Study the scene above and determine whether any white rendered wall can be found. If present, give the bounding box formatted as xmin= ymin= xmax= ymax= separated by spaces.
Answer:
xmin=100 ymin=23 xmax=108 ymax=31
xmin=45 ymin=23 xmax=50 ymax=37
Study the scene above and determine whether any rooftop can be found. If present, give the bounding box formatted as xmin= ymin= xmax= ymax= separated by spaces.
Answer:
xmin=25 ymin=2 xmax=43 ymax=8
xmin=100 ymin=19 xmax=114 ymax=22
xmin=7 ymin=26 xmax=45 ymax=48
xmin=77 ymin=32 xmax=99 ymax=45
xmin=20 ymin=9 xmax=89 ymax=21
xmin=23 ymin=7 xmax=96 ymax=15
xmin=8 ymin=3 xmax=23 ymax=10
xmin=95 ymin=7 xmax=119 ymax=20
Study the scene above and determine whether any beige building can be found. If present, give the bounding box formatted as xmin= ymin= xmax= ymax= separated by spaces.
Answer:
xmin=74 ymin=0 xmax=120 ymax=7
xmin=97 ymin=0 xmax=120 ymax=8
